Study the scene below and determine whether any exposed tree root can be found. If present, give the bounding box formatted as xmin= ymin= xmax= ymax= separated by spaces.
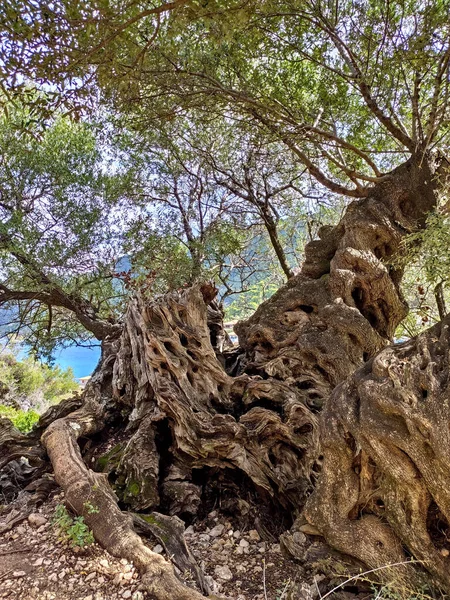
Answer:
xmin=0 ymin=475 xmax=57 ymax=533
xmin=132 ymin=511 xmax=210 ymax=595
xmin=1 ymin=153 xmax=449 ymax=596
xmin=42 ymin=400 xmax=207 ymax=599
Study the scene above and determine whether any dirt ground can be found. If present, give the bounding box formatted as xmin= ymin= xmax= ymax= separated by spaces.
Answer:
xmin=0 ymin=489 xmax=314 ymax=600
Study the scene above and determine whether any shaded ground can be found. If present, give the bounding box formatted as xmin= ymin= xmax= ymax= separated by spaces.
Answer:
xmin=0 ymin=488 xmax=308 ymax=600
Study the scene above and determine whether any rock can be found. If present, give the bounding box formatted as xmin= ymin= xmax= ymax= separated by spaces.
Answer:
xmin=48 ymin=573 xmax=58 ymax=582
xmin=12 ymin=571 xmax=26 ymax=578
xmin=132 ymin=593 xmax=144 ymax=600
xmin=28 ymin=513 xmax=47 ymax=528
xmin=199 ymin=533 xmax=211 ymax=542
xmin=185 ymin=525 xmax=195 ymax=535
xmin=209 ymin=524 xmax=225 ymax=537
xmin=239 ymin=539 xmax=249 ymax=548
xmin=16 ymin=526 xmax=26 ymax=535
xmin=248 ymin=529 xmax=260 ymax=541
xmin=122 ymin=572 xmax=133 ymax=581
xmin=293 ymin=532 xmax=307 ymax=545
xmin=152 ymin=544 xmax=163 ymax=554
xmin=214 ymin=565 xmax=233 ymax=581
xmin=233 ymin=530 xmax=241 ymax=539
xmin=205 ymin=575 xmax=222 ymax=594
xmin=85 ymin=572 xmax=96 ymax=582
xmin=32 ymin=557 xmax=44 ymax=567
xmin=99 ymin=559 xmax=110 ymax=568
xmin=82 ymin=596 xmax=93 ymax=600
xmin=122 ymin=591 xmax=132 ymax=599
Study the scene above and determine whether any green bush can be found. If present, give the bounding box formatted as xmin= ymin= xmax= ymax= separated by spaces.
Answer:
xmin=0 ymin=405 xmax=40 ymax=432
xmin=0 ymin=349 xmax=79 ymax=411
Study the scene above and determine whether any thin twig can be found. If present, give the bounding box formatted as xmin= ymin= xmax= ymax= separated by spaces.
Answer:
xmin=262 ymin=558 xmax=268 ymax=600
xmin=314 ymin=574 xmax=323 ymax=599
xmin=320 ymin=560 xmax=424 ymax=600
xmin=0 ymin=547 xmax=32 ymax=556
xmin=278 ymin=579 xmax=292 ymax=600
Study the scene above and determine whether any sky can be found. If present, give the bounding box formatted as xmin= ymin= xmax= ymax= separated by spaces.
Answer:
xmin=55 ymin=345 xmax=101 ymax=379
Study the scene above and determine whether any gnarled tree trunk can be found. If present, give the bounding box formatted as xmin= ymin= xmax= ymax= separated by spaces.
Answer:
xmin=1 ymin=153 xmax=448 ymax=596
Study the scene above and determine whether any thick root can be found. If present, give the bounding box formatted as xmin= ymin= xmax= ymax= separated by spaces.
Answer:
xmin=41 ymin=384 xmax=206 ymax=599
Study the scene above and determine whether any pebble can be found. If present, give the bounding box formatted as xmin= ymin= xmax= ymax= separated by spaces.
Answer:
xmin=214 ymin=565 xmax=233 ymax=581
xmin=33 ymin=557 xmax=44 ymax=566
xmin=12 ymin=571 xmax=26 ymax=578
xmin=248 ymin=529 xmax=260 ymax=541
xmin=152 ymin=544 xmax=163 ymax=554
xmin=209 ymin=523 xmax=225 ymax=537
xmin=28 ymin=513 xmax=48 ymax=528
xmin=239 ymin=539 xmax=249 ymax=548
xmin=122 ymin=591 xmax=132 ymax=599
xmin=85 ymin=572 xmax=96 ymax=582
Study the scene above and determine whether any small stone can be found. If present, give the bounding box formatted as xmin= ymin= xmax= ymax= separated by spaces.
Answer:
xmin=82 ymin=596 xmax=93 ymax=600
xmin=99 ymin=559 xmax=110 ymax=568
xmin=198 ymin=533 xmax=211 ymax=543
xmin=16 ymin=526 xmax=26 ymax=535
xmin=214 ymin=565 xmax=233 ymax=581
xmin=239 ymin=539 xmax=249 ymax=548
xmin=271 ymin=543 xmax=281 ymax=553
xmin=132 ymin=593 xmax=144 ymax=600
xmin=152 ymin=544 xmax=163 ymax=554
xmin=48 ymin=573 xmax=58 ymax=582
xmin=12 ymin=571 xmax=26 ymax=578
xmin=28 ymin=513 xmax=48 ymax=528
xmin=33 ymin=557 xmax=44 ymax=567
xmin=441 ymin=548 xmax=450 ymax=557
xmin=293 ymin=531 xmax=307 ymax=545
xmin=58 ymin=569 xmax=67 ymax=579
xmin=184 ymin=525 xmax=195 ymax=535
xmin=233 ymin=530 xmax=241 ymax=539
xmin=248 ymin=529 xmax=260 ymax=541
xmin=122 ymin=591 xmax=132 ymax=599
xmin=205 ymin=575 xmax=222 ymax=594
xmin=85 ymin=572 xmax=96 ymax=582
xmin=122 ymin=572 xmax=133 ymax=581
xmin=209 ymin=524 xmax=225 ymax=538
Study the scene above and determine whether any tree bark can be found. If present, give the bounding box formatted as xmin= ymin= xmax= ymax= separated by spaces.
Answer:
xmin=1 ymin=153 xmax=448 ymax=595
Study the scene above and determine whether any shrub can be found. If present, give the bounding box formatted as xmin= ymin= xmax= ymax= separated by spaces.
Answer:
xmin=0 ymin=405 xmax=40 ymax=432
xmin=52 ymin=504 xmax=95 ymax=548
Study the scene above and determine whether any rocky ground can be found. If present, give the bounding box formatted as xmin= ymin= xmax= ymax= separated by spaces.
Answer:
xmin=0 ymin=488 xmax=325 ymax=600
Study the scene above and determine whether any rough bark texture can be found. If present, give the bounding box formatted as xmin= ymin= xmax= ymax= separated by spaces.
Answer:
xmin=1 ymin=154 xmax=448 ymax=596
xmin=304 ymin=316 xmax=450 ymax=590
